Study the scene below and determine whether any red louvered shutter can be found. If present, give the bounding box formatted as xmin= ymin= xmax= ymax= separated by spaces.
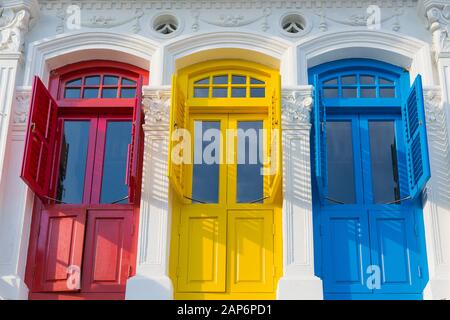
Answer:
xmin=21 ymin=76 xmax=59 ymax=201
xmin=128 ymin=76 xmax=144 ymax=203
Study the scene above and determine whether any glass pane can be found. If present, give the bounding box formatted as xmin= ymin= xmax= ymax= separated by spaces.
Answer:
xmin=192 ymin=121 xmax=220 ymax=204
xmin=103 ymin=75 xmax=119 ymax=85
xmin=380 ymin=87 xmax=395 ymax=98
xmin=341 ymin=75 xmax=356 ymax=85
xmin=120 ymin=88 xmax=136 ymax=98
xmin=327 ymin=121 xmax=356 ymax=204
xmin=56 ymin=121 xmax=90 ymax=204
xmin=85 ymin=76 xmax=100 ymax=86
xmin=323 ymin=78 xmax=338 ymax=85
xmin=66 ymin=78 xmax=82 ymax=86
xmin=65 ymin=88 xmax=81 ymax=99
xmin=360 ymin=75 xmax=375 ymax=84
xmin=194 ymin=87 xmax=209 ymax=98
xmin=379 ymin=78 xmax=394 ymax=85
xmin=237 ymin=121 xmax=263 ymax=203
xmin=83 ymin=88 xmax=99 ymax=98
xmin=250 ymin=88 xmax=265 ymax=98
xmin=342 ymin=87 xmax=357 ymax=98
xmin=195 ymin=78 xmax=209 ymax=85
xmin=369 ymin=121 xmax=400 ymax=204
xmin=232 ymin=75 xmax=246 ymax=84
xmin=250 ymin=78 xmax=265 ymax=84
xmin=100 ymin=121 xmax=132 ymax=204
xmin=232 ymin=87 xmax=246 ymax=98
xmin=121 ymin=78 xmax=136 ymax=85
xmin=361 ymin=87 xmax=376 ymax=98
xmin=213 ymin=75 xmax=228 ymax=84
xmin=323 ymin=88 xmax=338 ymax=98
xmin=102 ymin=88 xmax=118 ymax=98
xmin=212 ymin=87 xmax=228 ymax=97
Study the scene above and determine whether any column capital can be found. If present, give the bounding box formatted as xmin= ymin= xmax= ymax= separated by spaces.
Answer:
xmin=0 ymin=0 xmax=39 ymax=55
xmin=281 ymin=86 xmax=313 ymax=130
xmin=422 ymin=1 xmax=450 ymax=59
xmin=142 ymin=86 xmax=171 ymax=132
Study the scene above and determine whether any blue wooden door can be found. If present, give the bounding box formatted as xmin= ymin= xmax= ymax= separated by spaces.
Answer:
xmin=321 ymin=113 xmax=425 ymax=299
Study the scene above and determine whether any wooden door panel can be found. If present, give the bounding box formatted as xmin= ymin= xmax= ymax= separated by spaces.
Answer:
xmin=33 ymin=208 xmax=86 ymax=292
xmin=321 ymin=210 xmax=372 ymax=294
xmin=177 ymin=207 xmax=226 ymax=292
xmin=82 ymin=209 xmax=133 ymax=293
xmin=368 ymin=209 xmax=421 ymax=294
xmin=228 ymin=210 xmax=274 ymax=293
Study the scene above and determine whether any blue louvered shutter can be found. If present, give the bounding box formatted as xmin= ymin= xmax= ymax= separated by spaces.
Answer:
xmin=402 ymin=75 xmax=431 ymax=199
xmin=314 ymin=75 xmax=328 ymax=201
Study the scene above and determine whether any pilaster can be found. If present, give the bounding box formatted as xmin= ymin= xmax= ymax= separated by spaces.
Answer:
xmin=276 ymin=86 xmax=323 ymax=300
xmin=125 ymin=87 xmax=174 ymax=300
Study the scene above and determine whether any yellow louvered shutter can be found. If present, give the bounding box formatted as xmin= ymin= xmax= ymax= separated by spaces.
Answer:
xmin=168 ymin=74 xmax=187 ymax=200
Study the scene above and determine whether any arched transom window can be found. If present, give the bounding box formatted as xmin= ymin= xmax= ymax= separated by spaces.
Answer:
xmin=192 ymin=73 xmax=266 ymax=98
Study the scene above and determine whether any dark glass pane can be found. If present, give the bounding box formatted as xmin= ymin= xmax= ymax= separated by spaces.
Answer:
xmin=85 ymin=76 xmax=100 ymax=86
xmin=64 ymin=88 xmax=81 ymax=99
xmin=192 ymin=121 xmax=220 ymax=204
xmin=361 ymin=87 xmax=376 ymax=98
xmin=323 ymin=88 xmax=338 ymax=98
xmin=323 ymin=78 xmax=338 ymax=85
xmin=232 ymin=87 xmax=246 ymax=98
xmin=342 ymin=87 xmax=357 ymax=98
xmin=102 ymin=88 xmax=118 ymax=98
xmin=83 ymin=88 xmax=99 ymax=98
xmin=103 ymin=75 xmax=119 ymax=85
xmin=250 ymin=78 xmax=265 ymax=84
xmin=250 ymin=87 xmax=265 ymax=98
xmin=213 ymin=75 xmax=228 ymax=84
xmin=56 ymin=121 xmax=90 ymax=204
xmin=194 ymin=87 xmax=209 ymax=98
xmin=237 ymin=121 xmax=263 ymax=203
xmin=120 ymin=88 xmax=136 ymax=98
xmin=121 ymin=78 xmax=136 ymax=85
xmin=212 ymin=87 xmax=228 ymax=97
xmin=327 ymin=121 xmax=356 ymax=204
xmin=195 ymin=77 xmax=209 ymax=85
xmin=380 ymin=87 xmax=395 ymax=98
xmin=360 ymin=75 xmax=375 ymax=84
xmin=369 ymin=121 xmax=400 ymax=204
xmin=100 ymin=121 xmax=132 ymax=204
xmin=341 ymin=75 xmax=356 ymax=85
xmin=66 ymin=78 xmax=82 ymax=86
xmin=379 ymin=78 xmax=394 ymax=85
xmin=232 ymin=75 xmax=246 ymax=84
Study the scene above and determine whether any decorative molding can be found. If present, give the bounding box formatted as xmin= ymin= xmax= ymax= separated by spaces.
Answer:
xmin=424 ymin=86 xmax=443 ymax=123
xmin=191 ymin=7 xmax=271 ymax=32
xmin=0 ymin=8 xmax=30 ymax=53
xmin=282 ymin=87 xmax=313 ymax=128
xmin=142 ymin=87 xmax=171 ymax=131
xmin=56 ymin=8 xmax=144 ymax=34
xmin=315 ymin=8 xmax=403 ymax=32
xmin=13 ymin=87 xmax=31 ymax=124
xmin=424 ymin=2 xmax=450 ymax=58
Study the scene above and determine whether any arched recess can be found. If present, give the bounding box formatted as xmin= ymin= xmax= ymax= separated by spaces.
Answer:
xmin=24 ymin=32 xmax=159 ymax=86
xmin=162 ymin=31 xmax=293 ymax=85
xmin=297 ymin=30 xmax=435 ymax=86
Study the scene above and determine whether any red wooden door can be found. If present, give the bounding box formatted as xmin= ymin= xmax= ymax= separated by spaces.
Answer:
xmin=81 ymin=209 xmax=133 ymax=293
xmin=33 ymin=208 xmax=86 ymax=292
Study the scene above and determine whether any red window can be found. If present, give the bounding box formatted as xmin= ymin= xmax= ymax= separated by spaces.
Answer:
xmin=22 ymin=61 xmax=148 ymax=298
xmin=22 ymin=61 xmax=148 ymax=205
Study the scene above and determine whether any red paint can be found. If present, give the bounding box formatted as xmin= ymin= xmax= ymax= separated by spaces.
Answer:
xmin=23 ymin=61 xmax=148 ymax=300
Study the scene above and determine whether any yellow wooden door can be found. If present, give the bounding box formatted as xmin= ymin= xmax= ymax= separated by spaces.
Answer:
xmin=227 ymin=210 xmax=274 ymax=293
xmin=177 ymin=206 xmax=227 ymax=292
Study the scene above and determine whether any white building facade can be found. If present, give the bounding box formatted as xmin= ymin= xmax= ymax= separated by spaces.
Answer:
xmin=0 ymin=0 xmax=450 ymax=300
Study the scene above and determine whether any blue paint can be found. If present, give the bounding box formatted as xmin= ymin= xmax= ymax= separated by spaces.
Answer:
xmin=309 ymin=59 xmax=430 ymax=300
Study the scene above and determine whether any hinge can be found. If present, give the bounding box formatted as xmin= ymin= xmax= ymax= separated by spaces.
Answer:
xmin=128 ymin=265 xmax=133 ymax=277
xmin=418 ymin=266 xmax=423 ymax=279
xmin=272 ymin=224 xmax=275 ymax=236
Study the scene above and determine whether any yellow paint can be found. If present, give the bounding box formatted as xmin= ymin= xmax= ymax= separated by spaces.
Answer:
xmin=169 ymin=59 xmax=282 ymax=300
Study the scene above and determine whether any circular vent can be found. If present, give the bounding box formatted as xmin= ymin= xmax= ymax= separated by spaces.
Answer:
xmin=280 ymin=13 xmax=309 ymax=37
xmin=152 ymin=14 xmax=179 ymax=36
